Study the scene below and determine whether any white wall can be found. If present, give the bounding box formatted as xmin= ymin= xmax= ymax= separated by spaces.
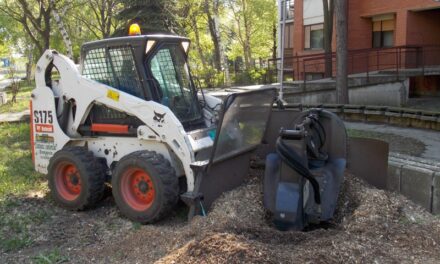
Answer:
xmin=284 ymin=79 xmax=410 ymax=107
xmin=303 ymin=0 xmax=324 ymax=25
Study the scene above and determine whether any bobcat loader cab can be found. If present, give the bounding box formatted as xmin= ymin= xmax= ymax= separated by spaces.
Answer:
xmin=32 ymin=26 xmax=276 ymax=223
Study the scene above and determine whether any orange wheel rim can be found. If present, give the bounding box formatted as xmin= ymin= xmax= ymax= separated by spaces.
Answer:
xmin=55 ymin=162 xmax=82 ymax=201
xmin=120 ymin=168 xmax=156 ymax=211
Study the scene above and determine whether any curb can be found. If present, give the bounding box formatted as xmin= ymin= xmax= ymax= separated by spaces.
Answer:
xmin=0 ymin=111 xmax=30 ymax=124
xmin=388 ymin=153 xmax=440 ymax=214
xmin=284 ymin=104 xmax=440 ymax=131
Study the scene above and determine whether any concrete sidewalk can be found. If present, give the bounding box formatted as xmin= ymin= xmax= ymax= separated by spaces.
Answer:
xmin=206 ymin=84 xmax=275 ymax=99
xmin=0 ymin=110 xmax=30 ymax=123
xmin=345 ymin=122 xmax=440 ymax=161
xmin=0 ymin=77 xmax=23 ymax=90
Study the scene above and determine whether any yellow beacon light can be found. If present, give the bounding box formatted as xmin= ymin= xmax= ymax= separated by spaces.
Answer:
xmin=129 ymin=23 xmax=141 ymax=36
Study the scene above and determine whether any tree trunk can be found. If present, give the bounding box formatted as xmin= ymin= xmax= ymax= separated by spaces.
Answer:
xmin=272 ymin=21 xmax=277 ymax=59
xmin=323 ymin=0 xmax=334 ymax=78
xmin=242 ymin=0 xmax=252 ymax=70
xmin=26 ymin=44 xmax=33 ymax=83
xmin=190 ymin=15 xmax=207 ymax=68
xmin=213 ymin=0 xmax=230 ymax=87
xmin=205 ymin=0 xmax=222 ymax=71
xmin=50 ymin=0 xmax=73 ymax=59
xmin=336 ymin=0 xmax=348 ymax=104
xmin=104 ymin=0 xmax=114 ymax=38
xmin=205 ymin=0 xmax=230 ymax=86
xmin=43 ymin=6 xmax=52 ymax=52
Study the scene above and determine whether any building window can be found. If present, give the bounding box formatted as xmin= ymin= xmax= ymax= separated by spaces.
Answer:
xmin=305 ymin=72 xmax=324 ymax=81
xmin=283 ymin=0 xmax=294 ymax=21
xmin=304 ymin=24 xmax=324 ymax=50
xmin=372 ymin=19 xmax=395 ymax=48
xmin=285 ymin=23 xmax=294 ymax=49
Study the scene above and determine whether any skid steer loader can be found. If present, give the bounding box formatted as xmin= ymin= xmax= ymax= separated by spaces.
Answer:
xmin=31 ymin=29 xmax=277 ymax=223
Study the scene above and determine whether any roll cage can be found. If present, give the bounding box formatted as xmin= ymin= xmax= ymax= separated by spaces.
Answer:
xmin=80 ymin=35 xmax=203 ymax=128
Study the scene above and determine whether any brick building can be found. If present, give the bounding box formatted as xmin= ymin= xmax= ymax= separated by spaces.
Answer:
xmin=278 ymin=0 xmax=440 ymax=94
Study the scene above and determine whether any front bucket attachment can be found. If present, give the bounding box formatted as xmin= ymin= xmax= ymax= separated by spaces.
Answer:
xmin=182 ymin=88 xmax=277 ymax=219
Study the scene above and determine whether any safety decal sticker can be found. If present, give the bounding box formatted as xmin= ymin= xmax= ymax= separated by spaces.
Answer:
xmin=35 ymin=124 xmax=54 ymax=133
xmin=35 ymin=134 xmax=57 ymax=161
xmin=36 ymin=134 xmax=55 ymax=143
xmin=107 ymin=90 xmax=120 ymax=101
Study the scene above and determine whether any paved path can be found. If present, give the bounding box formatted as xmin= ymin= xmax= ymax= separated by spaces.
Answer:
xmin=345 ymin=122 xmax=440 ymax=161
xmin=207 ymin=84 xmax=272 ymax=98
xmin=0 ymin=77 xmax=22 ymax=90
xmin=0 ymin=110 xmax=30 ymax=123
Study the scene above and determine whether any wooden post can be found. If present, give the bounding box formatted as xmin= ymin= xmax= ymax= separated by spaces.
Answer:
xmin=336 ymin=0 xmax=349 ymax=104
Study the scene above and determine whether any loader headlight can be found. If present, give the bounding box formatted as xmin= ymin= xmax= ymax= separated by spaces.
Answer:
xmin=181 ymin=41 xmax=190 ymax=53
xmin=146 ymin=40 xmax=156 ymax=54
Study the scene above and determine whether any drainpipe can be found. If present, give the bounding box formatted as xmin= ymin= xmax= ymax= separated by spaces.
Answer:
xmin=279 ymin=0 xmax=287 ymax=102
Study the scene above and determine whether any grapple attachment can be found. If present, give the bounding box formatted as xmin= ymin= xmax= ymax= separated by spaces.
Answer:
xmin=263 ymin=110 xmax=347 ymax=230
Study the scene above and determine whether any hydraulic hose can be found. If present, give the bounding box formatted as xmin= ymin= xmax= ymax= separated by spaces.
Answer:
xmin=276 ymin=138 xmax=321 ymax=204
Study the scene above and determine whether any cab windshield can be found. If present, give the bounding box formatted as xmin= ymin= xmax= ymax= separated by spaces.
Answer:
xmin=149 ymin=43 xmax=202 ymax=124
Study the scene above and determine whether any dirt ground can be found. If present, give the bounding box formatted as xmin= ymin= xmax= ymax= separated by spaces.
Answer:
xmin=1 ymin=169 xmax=440 ymax=263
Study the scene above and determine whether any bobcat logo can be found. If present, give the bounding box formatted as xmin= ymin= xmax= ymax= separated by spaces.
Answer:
xmin=153 ymin=111 xmax=166 ymax=123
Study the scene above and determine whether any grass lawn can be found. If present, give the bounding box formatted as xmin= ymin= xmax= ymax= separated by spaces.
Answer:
xmin=0 ymin=122 xmax=47 ymax=252
xmin=0 ymin=122 xmax=45 ymax=199
xmin=0 ymin=81 xmax=34 ymax=114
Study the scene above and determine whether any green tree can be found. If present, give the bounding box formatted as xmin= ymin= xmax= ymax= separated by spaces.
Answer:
xmin=115 ymin=0 xmax=180 ymax=35
xmin=178 ymin=0 xmax=232 ymax=87
xmin=0 ymin=15 xmax=15 ymax=57
xmin=50 ymin=0 xmax=73 ymax=59
xmin=0 ymin=8 xmax=36 ymax=81
xmin=0 ymin=0 xmax=55 ymax=57
xmin=226 ymin=0 xmax=277 ymax=70
xmin=180 ymin=0 xmax=207 ymax=66
xmin=177 ymin=0 xmax=276 ymax=87
xmin=74 ymin=0 xmax=121 ymax=39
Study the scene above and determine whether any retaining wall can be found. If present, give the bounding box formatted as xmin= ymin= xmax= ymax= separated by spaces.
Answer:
xmin=388 ymin=153 xmax=440 ymax=214
xmin=283 ymin=79 xmax=410 ymax=107
xmin=285 ymin=104 xmax=440 ymax=131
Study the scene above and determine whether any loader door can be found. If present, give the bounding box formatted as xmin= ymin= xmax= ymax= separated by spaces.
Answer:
xmin=147 ymin=43 xmax=203 ymax=128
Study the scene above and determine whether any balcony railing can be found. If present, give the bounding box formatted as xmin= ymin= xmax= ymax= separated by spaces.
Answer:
xmin=267 ymin=45 xmax=440 ymax=84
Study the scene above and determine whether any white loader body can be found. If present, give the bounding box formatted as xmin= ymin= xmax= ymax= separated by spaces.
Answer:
xmin=32 ymin=50 xmax=221 ymax=192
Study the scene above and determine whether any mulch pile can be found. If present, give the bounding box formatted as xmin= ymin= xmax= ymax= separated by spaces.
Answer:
xmin=3 ymin=169 xmax=439 ymax=263
xmin=155 ymin=170 xmax=440 ymax=263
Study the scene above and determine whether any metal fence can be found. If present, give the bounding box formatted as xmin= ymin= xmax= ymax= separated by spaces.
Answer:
xmin=267 ymin=45 xmax=440 ymax=84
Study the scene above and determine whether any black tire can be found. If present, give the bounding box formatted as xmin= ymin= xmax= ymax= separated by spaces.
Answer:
xmin=48 ymin=146 xmax=106 ymax=211
xmin=112 ymin=151 xmax=179 ymax=223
